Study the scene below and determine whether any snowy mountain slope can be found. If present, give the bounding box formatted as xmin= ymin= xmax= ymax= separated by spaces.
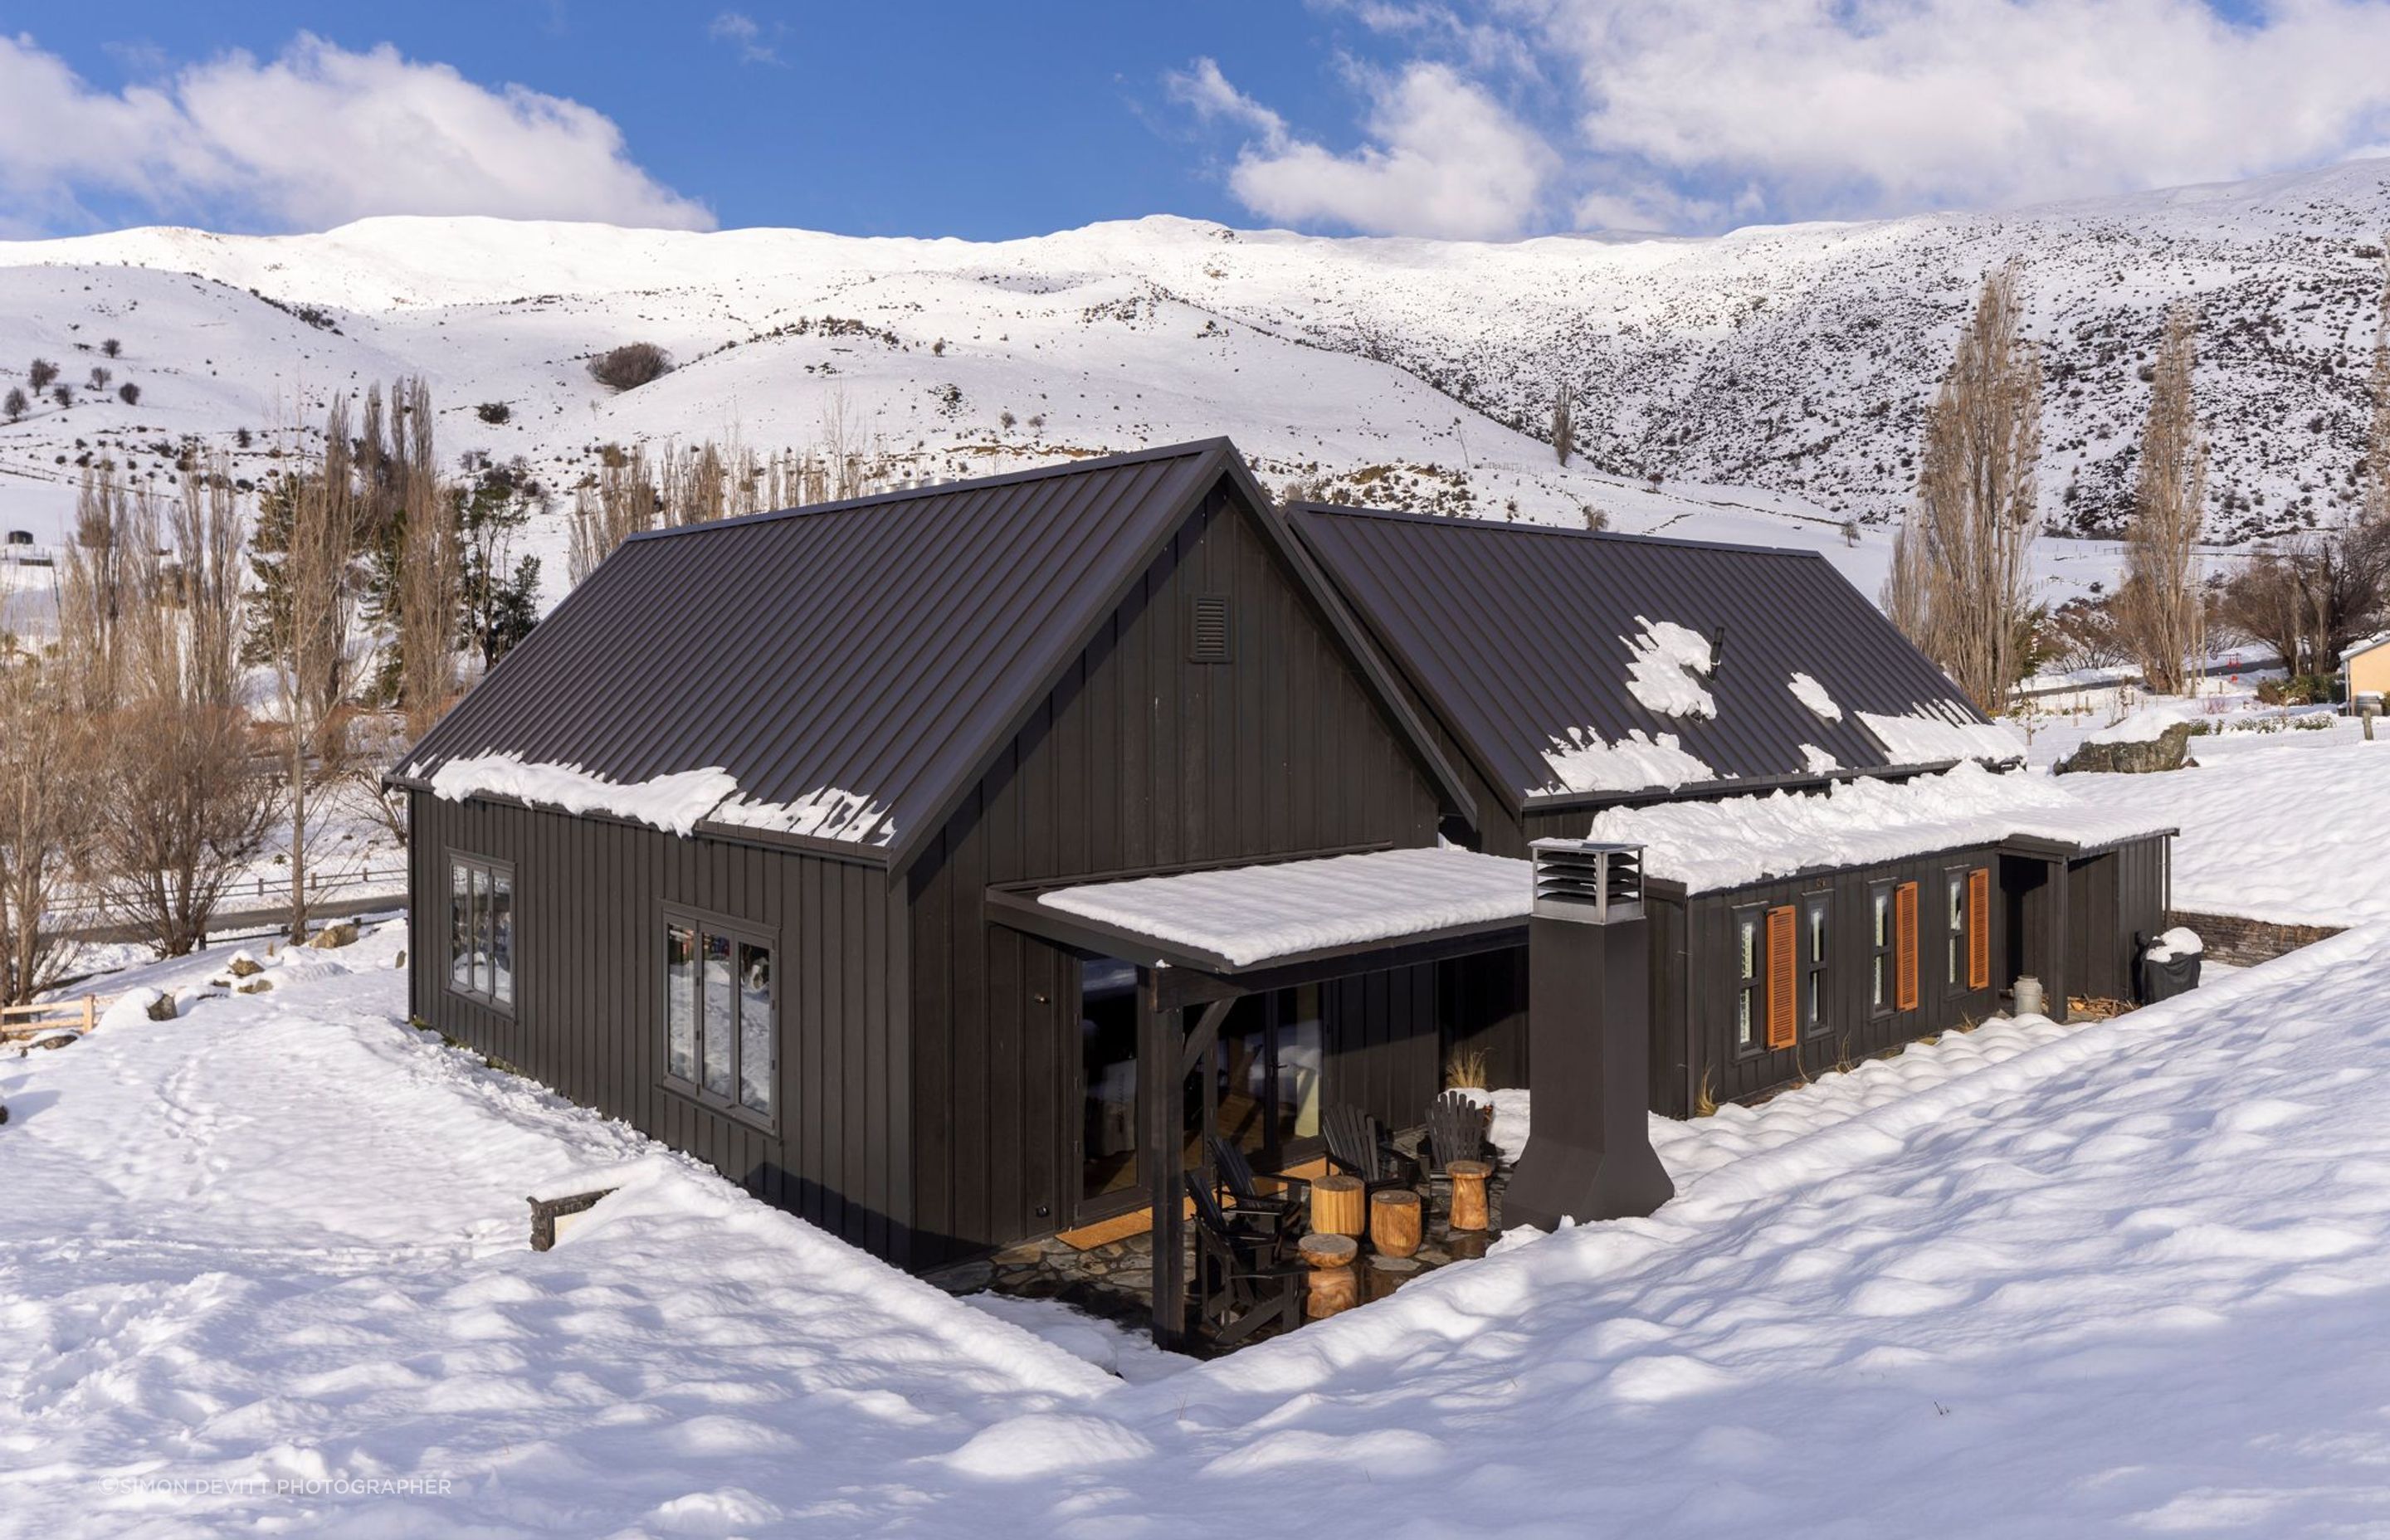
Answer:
xmin=11 ymin=158 xmax=2388 ymax=602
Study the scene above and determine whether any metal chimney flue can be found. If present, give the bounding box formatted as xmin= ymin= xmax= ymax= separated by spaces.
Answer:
xmin=1502 ymin=840 xmax=1675 ymax=1232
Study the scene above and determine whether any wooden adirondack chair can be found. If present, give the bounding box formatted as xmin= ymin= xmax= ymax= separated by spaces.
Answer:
xmin=1322 ymin=1104 xmax=1418 ymax=1196
xmin=1426 ymin=1089 xmax=1493 ymax=1175
xmin=1207 ymin=1134 xmax=1306 ymax=1240
xmin=1184 ymin=1172 xmax=1306 ymax=1347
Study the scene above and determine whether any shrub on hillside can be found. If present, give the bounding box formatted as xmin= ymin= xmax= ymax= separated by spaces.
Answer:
xmin=476 ymin=401 xmax=512 ymax=424
xmin=118 ymin=382 xmax=140 ymax=406
xmin=587 ymin=344 xmax=673 ymax=392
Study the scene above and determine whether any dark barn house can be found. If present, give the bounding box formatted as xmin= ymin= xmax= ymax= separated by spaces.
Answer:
xmin=1287 ymin=503 xmax=2176 ymax=1117
xmin=395 ymin=439 xmax=2173 ymax=1333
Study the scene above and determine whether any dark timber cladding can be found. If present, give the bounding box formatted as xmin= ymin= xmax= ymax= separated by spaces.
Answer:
xmin=394 ymin=439 xmax=1480 ymax=1273
xmin=405 ymin=789 xmax=905 ymax=1252
xmin=1289 ymin=503 xmax=2000 ymax=848
xmin=906 ymin=472 xmax=1461 ymax=1262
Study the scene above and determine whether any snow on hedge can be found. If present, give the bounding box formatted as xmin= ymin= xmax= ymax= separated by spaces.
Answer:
xmin=1857 ymin=700 xmax=2027 ymax=765
xmin=1540 ymin=725 xmax=1714 ymax=794
xmin=1788 ymin=670 xmax=1843 ymax=721
xmin=1037 ymin=847 xmax=1530 ymax=967
xmin=1622 ymin=617 xmax=1717 ymax=719
xmin=425 ymin=753 xmax=892 ymax=844
xmin=1583 ymin=761 xmax=2170 ymax=892
xmin=2086 ymin=697 xmax=2208 ymax=745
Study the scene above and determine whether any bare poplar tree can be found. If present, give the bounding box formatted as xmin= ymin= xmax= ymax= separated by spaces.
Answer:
xmin=1552 ymin=380 xmax=1574 ymax=467
xmin=262 ymin=401 xmax=361 ymax=941
xmin=89 ymin=478 xmax=273 ymax=955
xmin=2118 ymin=305 xmax=2207 ymax=694
xmin=56 ymin=468 xmax=140 ymax=714
xmin=174 ymin=456 xmax=248 ymax=710
xmin=568 ymin=441 xmax=658 ymax=586
xmin=0 ymin=613 xmax=92 ymax=1001
xmin=396 ymin=377 xmax=460 ymax=739
xmin=1895 ymin=264 xmax=2043 ymax=711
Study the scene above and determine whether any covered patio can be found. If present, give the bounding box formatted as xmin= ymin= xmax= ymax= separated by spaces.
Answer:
xmin=985 ymin=846 xmax=1535 ymax=1347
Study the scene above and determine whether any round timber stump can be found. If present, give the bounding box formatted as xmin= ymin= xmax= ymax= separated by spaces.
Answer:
xmin=1369 ymin=1188 xmax=1423 ymax=1258
xmin=1446 ymin=1159 xmax=1493 ymax=1234
xmin=1299 ymin=1232 xmax=1360 ymax=1318
xmin=1311 ymin=1173 xmax=1367 ymax=1239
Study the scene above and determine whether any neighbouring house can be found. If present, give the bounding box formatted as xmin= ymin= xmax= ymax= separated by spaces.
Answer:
xmin=2341 ymin=631 xmax=2390 ymax=707
xmin=393 ymin=439 xmax=2173 ymax=1339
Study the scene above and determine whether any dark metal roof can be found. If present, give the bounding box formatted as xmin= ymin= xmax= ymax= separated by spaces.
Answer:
xmin=397 ymin=440 xmax=1475 ymax=869
xmin=1288 ymin=503 xmax=1996 ymax=811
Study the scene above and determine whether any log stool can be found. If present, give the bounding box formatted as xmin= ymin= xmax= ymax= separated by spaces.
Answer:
xmin=1299 ymin=1233 xmax=1360 ymax=1319
xmin=1369 ymin=1187 xmax=1423 ymax=1258
xmin=1446 ymin=1159 xmax=1493 ymax=1233
xmin=1311 ymin=1173 xmax=1366 ymax=1239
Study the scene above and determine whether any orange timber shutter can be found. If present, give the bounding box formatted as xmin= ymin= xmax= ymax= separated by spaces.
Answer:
xmin=1765 ymin=904 xmax=1797 ymax=1050
xmin=1894 ymin=882 xmax=1920 ymax=1011
xmin=1967 ymin=867 xmax=1991 ymax=990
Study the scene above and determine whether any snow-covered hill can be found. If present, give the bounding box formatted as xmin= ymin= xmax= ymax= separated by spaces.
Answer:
xmin=5 ymin=158 xmax=2388 ymax=602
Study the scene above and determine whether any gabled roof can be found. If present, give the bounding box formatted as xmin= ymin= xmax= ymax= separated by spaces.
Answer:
xmin=396 ymin=440 xmax=1473 ymax=869
xmin=1288 ymin=504 xmax=2012 ymax=812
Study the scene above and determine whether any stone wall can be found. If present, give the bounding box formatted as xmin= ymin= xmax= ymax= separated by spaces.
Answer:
xmin=2168 ymin=909 xmax=2345 ymax=968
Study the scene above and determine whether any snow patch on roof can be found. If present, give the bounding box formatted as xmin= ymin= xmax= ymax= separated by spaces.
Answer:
xmin=425 ymin=753 xmax=893 ymax=844
xmin=1856 ymin=702 xmax=2026 ymax=766
xmin=1623 ymin=617 xmax=1717 ymax=719
xmin=1788 ymin=671 xmax=1843 ymax=722
xmin=1036 ymin=846 xmax=1531 ymax=968
xmin=712 ymin=787 xmax=894 ymax=845
xmin=1584 ymin=762 xmax=2172 ymax=894
xmin=427 ymin=753 xmax=741 ymax=836
xmin=1799 ymin=743 xmax=1840 ymax=775
xmin=1541 ymin=726 xmax=1714 ymax=795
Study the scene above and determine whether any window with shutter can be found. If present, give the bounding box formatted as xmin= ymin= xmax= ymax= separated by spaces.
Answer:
xmin=1894 ymin=881 xmax=1919 ymax=1011
xmin=1765 ymin=904 xmax=1797 ymax=1049
xmin=1967 ymin=866 xmax=1991 ymax=990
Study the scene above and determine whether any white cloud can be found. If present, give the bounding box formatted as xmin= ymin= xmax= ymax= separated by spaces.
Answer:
xmin=0 ymin=32 xmax=714 ymax=234
xmin=1177 ymin=57 xmax=1556 ymax=240
xmin=1540 ymin=0 xmax=2390 ymax=223
xmin=709 ymin=12 xmax=785 ymax=68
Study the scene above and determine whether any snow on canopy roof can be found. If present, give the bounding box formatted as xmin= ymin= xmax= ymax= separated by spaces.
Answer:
xmin=1290 ymin=505 xmax=2018 ymax=804
xmin=2339 ymin=631 xmax=2390 ymax=660
xmin=1583 ymin=763 xmax=2173 ymax=894
xmin=398 ymin=441 xmax=1266 ymax=857
xmin=1036 ymin=847 xmax=1531 ymax=969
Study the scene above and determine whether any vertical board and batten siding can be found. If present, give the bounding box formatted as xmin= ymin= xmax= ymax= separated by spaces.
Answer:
xmin=905 ymin=484 xmax=1449 ymax=1262
xmin=1649 ymin=844 xmax=2005 ymax=1118
xmin=2067 ymin=837 xmax=2173 ymax=1004
xmin=407 ymin=791 xmax=906 ymax=1256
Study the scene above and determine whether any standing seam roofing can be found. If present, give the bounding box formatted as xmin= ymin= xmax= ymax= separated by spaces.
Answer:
xmin=398 ymin=445 xmax=1224 ymax=856
xmin=1288 ymin=504 xmax=1992 ymax=808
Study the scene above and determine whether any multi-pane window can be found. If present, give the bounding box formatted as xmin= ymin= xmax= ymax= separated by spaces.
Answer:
xmin=1734 ymin=905 xmax=1763 ymax=1050
xmin=1802 ymin=893 xmax=1830 ymax=1036
xmin=447 ymin=854 xmax=514 ymax=1011
xmin=1946 ymin=870 xmax=1968 ymax=990
xmin=664 ymin=911 xmax=776 ymax=1124
xmin=1869 ymin=882 xmax=1895 ymax=1015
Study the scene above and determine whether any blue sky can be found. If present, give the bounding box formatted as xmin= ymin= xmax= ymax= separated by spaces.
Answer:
xmin=6 ymin=2 xmax=2390 ymax=242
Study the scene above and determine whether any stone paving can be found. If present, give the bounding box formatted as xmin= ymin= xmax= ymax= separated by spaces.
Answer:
xmin=924 ymin=1133 xmax=1509 ymax=1348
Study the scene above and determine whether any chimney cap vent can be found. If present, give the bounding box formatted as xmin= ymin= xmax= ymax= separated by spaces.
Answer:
xmin=1529 ymin=838 xmax=1644 ymax=924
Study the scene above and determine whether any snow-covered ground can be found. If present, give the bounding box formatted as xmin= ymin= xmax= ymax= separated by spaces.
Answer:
xmin=2061 ymin=726 xmax=2390 ymax=928
xmin=8 ymin=912 xmax=2389 ymax=1535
